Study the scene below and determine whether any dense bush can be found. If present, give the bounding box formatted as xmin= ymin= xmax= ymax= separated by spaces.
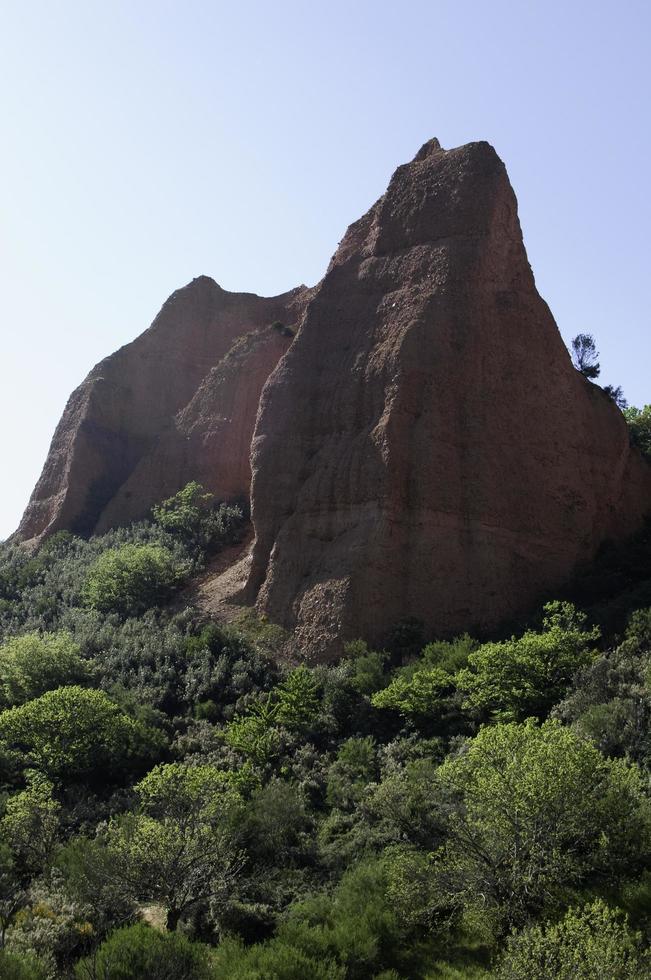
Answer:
xmin=152 ymin=481 xmax=244 ymax=552
xmin=0 ymin=483 xmax=650 ymax=975
xmin=624 ymin=404 xmax=651 ymax=460
xmin=0 ymin=686 xmax=163 ymax=783
xmin=0 ymin=631 xmax=91 ymax=707
xmin=494 ymin=900 xmax=650 ymax=979
xmin=456 ymin=602 xmax=599 ymax=721
xmin=83 ymin=543 xmax=185 ymax=616
xmin=434 ymin=719 xmax=651 ymax=932
xmin=74 ymin=923 xmax=214 ymax=980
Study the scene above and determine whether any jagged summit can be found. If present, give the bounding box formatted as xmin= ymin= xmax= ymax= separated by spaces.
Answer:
xmin=16 ymin=139 xmax=651 ymax=659
xmin=17 ymin=278 xmax=310 ymax=543
xmin=244 ymin=138 xmax=651 ymax=658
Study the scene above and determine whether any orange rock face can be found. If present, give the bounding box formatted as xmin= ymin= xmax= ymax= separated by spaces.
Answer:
xmin=17 ymin=138 xmax=651 ymax=659
xmin=245 ymin=139 xmax=651 ymax=658
xmin=17 ymin=276 xmax=308 ymax=543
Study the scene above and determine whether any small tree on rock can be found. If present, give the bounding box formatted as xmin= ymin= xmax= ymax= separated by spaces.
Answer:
xmin=571 ymin=333 xmax=600 ymax=379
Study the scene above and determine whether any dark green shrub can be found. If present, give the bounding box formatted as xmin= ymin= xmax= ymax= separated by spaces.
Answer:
xmin=624 ymin=405 xmax=651 ymax=460
xmin=0 ymin=950 xmax=48 ymax=980
xmin=74 ymin=922 xmax=213 ymax=979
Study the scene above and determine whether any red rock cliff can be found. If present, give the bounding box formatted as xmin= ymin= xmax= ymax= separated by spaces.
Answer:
xmin=17 ymin=276 xmax=308 ymax=543
xmin=245 ymin=139 xmax=651 ymax=658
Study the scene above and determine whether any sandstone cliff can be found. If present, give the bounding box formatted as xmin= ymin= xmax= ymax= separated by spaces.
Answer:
xmin=245 ymin=139 xmax=651 ymax=658
xmin=17 ymin=138 xmax=651 ymax=659
xmin=18 ymin=277 xmax=308 ymax=543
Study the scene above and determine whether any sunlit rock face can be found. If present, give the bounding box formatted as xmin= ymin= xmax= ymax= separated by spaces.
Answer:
xmin=245 ymin=139 xmax=651 ymax=659
xmin=17 ymin=139 xmax=651 ymax=661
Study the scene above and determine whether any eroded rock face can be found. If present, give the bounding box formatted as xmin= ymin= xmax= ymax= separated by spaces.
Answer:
xmin=17 ymin=277 xmax=308 ymax=543
xmin=246 ymin=139 xmax=651 ymax=658
xmin=17 ymin=138 xmax=651 ymax=658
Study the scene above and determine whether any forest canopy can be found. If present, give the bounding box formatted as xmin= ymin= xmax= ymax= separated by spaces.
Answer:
xmin=0 ymin=483 xmax=651 ymax=977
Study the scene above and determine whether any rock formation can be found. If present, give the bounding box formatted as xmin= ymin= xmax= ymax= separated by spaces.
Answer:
xmin=17 ymin=137 xmax=651 ymax=658
xmin=17 ymin=277 xmax=308 ymax=543
xmin=245 ymin=138 xmax=651 ymax=658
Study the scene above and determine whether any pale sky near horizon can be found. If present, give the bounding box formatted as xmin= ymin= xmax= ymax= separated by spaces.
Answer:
xmin=1 ymin=0 xmax=649 ymax=540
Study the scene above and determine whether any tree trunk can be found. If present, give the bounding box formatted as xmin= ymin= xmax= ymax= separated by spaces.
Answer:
xmin=166 ymin=906 xmax=181 ymax=931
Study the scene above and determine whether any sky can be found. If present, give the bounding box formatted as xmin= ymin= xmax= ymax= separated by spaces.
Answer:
xmin=1 ymin=0 xmax=649 ymax=540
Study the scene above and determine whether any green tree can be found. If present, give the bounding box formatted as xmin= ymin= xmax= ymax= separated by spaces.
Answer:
xmin=152 ymin=481 xmax=244 ymax=551
xmin=83 ymin=544 xmax=184 ymax=616
xmin=623 ymin=405 xmax=651 ymax=460
xmin=74 ymin=922 xmax=213 ymax=980
xmin=0 ymin=632 xmax=90 ymax=707
xmin=435 ymin=720 xmax=651 ymax=932
xmin=341 ymin=641 xmax=389 ymax=696
xmin=494 ymin=900 xmax=650 ymax=979
xmin=326 ymin=736 xmax=378 ymax=810
xmin=0 ymin=950 xmax=48 ymax=980
xmin=102 ymin=763 xmax=244 ymax=930
xmin=0 ymin=687 xmax=162 ymax=782
xmin=223 ymin=696 xmax=282 ymax=766
xmin=372 ymin=666 xmax=453 ymax=720
xmin=456 ymin=602 xmax=599 ymax=721
xmin=275 ymin=667 xmax=321 ymax=732
xmin=0 ymin=774 xmax=60 ymax=946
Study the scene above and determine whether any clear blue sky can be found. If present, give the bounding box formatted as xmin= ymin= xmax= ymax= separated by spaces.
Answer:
xmin=1 ymin=0 xmax=649 ymax=539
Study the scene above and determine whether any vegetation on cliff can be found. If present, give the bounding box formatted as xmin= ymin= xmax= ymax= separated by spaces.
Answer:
xmin=1 ymin=483 xmax=651 ymax=977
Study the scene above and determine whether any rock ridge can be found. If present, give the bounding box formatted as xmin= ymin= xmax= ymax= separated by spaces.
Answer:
xmin=16 ymin=139 xmax=651 ymax=663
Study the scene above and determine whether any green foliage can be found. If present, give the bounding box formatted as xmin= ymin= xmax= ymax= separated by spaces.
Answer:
xmin=341 ymin=641 xmax=389 ymax=696
xmin=0 ymin=686 xmax=163 ymax=782
xmin=275 ymin=666 xmax=321 ymax=732
xmin=371 ymin=634 xmax=475 ymax=724
xmin=1 ymin=774 xmax=60 ymax=874
xmin=213 ymin=935 xmax=343 ymax=980
xmin=326 ymin=736 xmax=378 ymax=809
xmin=83 ymin=544 xmax=184 ymax=616
xmin=152 ymin=481 xmax=244 ymax=551
xmin=456 ymin=602 xmax=599 ymax=721
xmin=277 ymin=857 xmax=428 ymax=979
xmin=222 ymin=667 xmax=320 ymax=765
xmin=101 ymin=763 xmax=243 ymax=930
xmin=74 ymin=922 xmax=214 ymax=979
xmin=623 ymin=404 xmax=651 ymax=460
xmin=0 ymin=632 xmax=91 ymax=707
xmin=241 ymin=779 xmax=312 ymax=864
xmin=435 ymin=719 xmax=651 ymax=932
xmin=182 ymin=622 xmax=278 ymax=720
xmin=0 ymin=949 xmax=48 ymax=980
xmin=372 ymin=666 xmax=453 ymax=719
xmin=420 ymin=634 xmax=477 ymax=674
xmin=223 ymin=698 xmax=282 ymax=766
xmin=2 ymin=492 xmax=651 ymax=979
xmin=494 ymin=900 xmax=650 ymax=979
xmin=553 ymin=606 xmax=651 ymax=766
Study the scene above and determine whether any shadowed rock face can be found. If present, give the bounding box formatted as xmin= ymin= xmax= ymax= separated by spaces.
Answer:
xmin=245 ymin=139 xmax=651 ymax=658
xmin=17 ymin=138 xmax=651 ymax=659
xmin=17 ymin=277 xmax=308 ymax=543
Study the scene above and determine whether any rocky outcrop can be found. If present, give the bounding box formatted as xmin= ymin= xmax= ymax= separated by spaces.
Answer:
xmin=245 ymin=138 xmax=651 ymax=658
xmin=17 ymin=137 xmax=651 ymax=659
xmin=17 ymin=277 xmax=308 ymax=543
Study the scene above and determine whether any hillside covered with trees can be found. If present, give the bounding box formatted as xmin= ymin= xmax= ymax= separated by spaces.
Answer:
xmin=0 ymin=466 xmax=651 ymax=978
